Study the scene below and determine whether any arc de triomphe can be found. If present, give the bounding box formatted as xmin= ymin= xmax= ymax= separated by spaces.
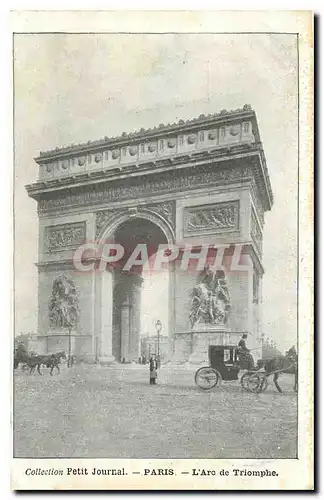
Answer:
xmin=26 ymin=105 xmax=273 ymax=364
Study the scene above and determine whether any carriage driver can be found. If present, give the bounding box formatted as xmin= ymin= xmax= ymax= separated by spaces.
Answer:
xmin=237 ymin=334 xmax=255 ymax=370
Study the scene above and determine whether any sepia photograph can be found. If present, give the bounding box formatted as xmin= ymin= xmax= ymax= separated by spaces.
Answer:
xmin=11 ymin=10 xmax=313 ymax=491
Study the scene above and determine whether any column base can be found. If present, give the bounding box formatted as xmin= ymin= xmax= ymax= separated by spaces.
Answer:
xmin=99 ymin=355 xmax=116 ymax=365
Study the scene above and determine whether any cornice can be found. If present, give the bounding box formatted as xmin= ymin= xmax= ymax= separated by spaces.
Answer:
xmin=247 ymin=243 xmax=264 ymax=275
xmin=27 ymin=146 xmax=273 ymax=212
xmin=36 ymin=259 xmax=77 ymax=271
xmin=35 ymin=105 xmax=256 ymax=163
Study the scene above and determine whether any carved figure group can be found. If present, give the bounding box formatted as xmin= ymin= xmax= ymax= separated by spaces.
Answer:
xmin=49 ymin=275 xmax=80 ymax=328
xmin=187 ymin=203 xmax=238 ymax=232
xmin=190 ymin=266 xmax=231 ymax=328
xmin=46 ymin=223 xmax=85 ymax=252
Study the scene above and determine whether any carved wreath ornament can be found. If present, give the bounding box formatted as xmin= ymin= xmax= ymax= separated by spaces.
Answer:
xmin=49 ymin=275 xmax=80 ymax=329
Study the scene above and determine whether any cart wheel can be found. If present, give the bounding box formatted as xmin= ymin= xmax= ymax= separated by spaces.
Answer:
xmin=195 ymin=367 xmax=221 ymax=390
xmin=257 ymin=375 xmax=268 ymax=393
xmin=241 ymin=372 xmax=262 ymax=393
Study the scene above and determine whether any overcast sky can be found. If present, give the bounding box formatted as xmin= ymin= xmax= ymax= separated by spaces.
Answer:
xmin=14 ymin=33 xmax=298 ymax=350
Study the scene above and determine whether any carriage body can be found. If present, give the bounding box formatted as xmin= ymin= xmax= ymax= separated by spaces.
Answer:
xmin=194 ymin=344 xmax=242 ymax=390
xmin=208 ymin=345 xmax=241 ymax=381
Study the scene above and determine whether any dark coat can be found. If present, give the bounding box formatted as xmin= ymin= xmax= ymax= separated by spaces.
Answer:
xmin=238 ymin=338 xmax=254 ymax=370
xmin=149 ymin=358 xmax=157 ymax=379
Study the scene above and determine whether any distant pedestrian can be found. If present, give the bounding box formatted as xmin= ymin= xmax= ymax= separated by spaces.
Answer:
xmin=149 ymin=356 xmax=157 ymax=385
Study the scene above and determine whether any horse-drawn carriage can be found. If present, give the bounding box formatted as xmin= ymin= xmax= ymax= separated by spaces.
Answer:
xmin=14 ymin=348 xmax=67 ymax=375
xmin=194 ymin=344 xmax=297 ymax=393
xmin=195 ymin=345 xmax=260 ymax=392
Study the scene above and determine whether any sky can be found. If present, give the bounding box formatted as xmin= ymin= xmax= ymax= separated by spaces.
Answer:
xmin=14 ymin=33 xmax=298 ymax=350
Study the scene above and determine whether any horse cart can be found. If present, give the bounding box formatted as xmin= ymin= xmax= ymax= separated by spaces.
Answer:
xmin=194 ymin=345 xmax=263 ymax=392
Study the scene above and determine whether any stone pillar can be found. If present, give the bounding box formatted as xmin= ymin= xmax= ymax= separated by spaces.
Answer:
xmin=121 ymin=299 xmax=131 ymax=362
xmin=129 ymin=275 xmax=143 ymax=361
xmin=253 ymin=270 xmax=263 ymax=361
xmin=247 ymin=264 xmax=254 ymax=337
xmin=99 ymin=268 xmax=115 ymax=364
xmin=259 ymin=273 xmax=264 ymax=355
xmin=168 ymin=263 xmax=176 ymax=360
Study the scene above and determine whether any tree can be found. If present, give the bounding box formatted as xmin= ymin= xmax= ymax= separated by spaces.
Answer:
xmin=262 ymin=336 xmax=283 ymax=358
xmin=14 ymin=340 xmax=28 ymax=357
xmin=14 ymin=334 xmax=30 ymax=349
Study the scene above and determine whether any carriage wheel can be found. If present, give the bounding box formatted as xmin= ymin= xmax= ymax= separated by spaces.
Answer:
xmin=195 ymin=367 xmax=221 ymax=390
xmin=240 ymin=372 xmax=262 ymax=393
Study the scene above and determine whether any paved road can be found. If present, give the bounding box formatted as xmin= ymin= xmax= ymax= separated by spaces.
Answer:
xmin=14 ymin=364 xmax=297 ymax=459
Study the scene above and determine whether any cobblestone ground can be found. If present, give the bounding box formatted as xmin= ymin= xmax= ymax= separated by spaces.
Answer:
xmin=14 ymin=364 xmax=297 ymax=459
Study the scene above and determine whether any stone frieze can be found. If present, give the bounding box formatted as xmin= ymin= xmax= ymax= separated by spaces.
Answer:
xmin=39 ymin=165 xmax=253 ymax=215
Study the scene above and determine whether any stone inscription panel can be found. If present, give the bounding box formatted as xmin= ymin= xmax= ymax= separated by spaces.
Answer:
xmin=183 ymin=200 xmax=240 ymax=236
xmin=45 ymin=221 xmax=86 ymax=253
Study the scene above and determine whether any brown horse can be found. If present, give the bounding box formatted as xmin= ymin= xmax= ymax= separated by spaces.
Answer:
xmin=27 ymin=355 xmax=45 ymax=375
xmin=41 ymin=351 xmax=67 ymax=375
xmin=257 ymin=346 xmax=297 ymax=393
xmin=14 ymin=351 xmax=66 ymax=375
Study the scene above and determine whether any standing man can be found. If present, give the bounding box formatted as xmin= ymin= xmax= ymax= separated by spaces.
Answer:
xmin=149 ymin=354 xmax=158 ymax=385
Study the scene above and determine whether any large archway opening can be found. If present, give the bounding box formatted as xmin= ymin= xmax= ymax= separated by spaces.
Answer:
xmin=109 ymin=217 xmax=170 ymax=363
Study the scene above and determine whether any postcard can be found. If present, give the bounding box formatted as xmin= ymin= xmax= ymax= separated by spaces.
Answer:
xmin=11 ymin=9 xmax=313 ymax=491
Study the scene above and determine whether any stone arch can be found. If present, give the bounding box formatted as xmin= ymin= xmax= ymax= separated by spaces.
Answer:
xmin=96 ymin=209 xmax=175 ymax=363
xmin=97 ymin=207 xmax=175 ymax=246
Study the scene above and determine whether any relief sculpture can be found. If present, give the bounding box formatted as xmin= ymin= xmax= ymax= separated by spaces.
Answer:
xmin=95 ymin=202 xmax=175 ymax=239
xmin=37 ymin=165 xmax=254 ymax=214
xmin=95 ymin=209 xmax=119 ymax=239
xmin=251 ymin=209 xmax=263 ymax=252
xmin=46 ymin=222 xmax=86 ymax=252
xmin=189 ymin=266 xmax=231 ymax=328
xmin=49 ymin=275 xmax=80 ymax=329
xmin=185 ymin=201 xmax=239 ymax=234
xmin=145 ymin=201 xmax=175 ymax=227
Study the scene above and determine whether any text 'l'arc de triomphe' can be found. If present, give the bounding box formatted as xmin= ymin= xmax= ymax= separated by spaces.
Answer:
xmin=26 ymin=105 xmax=273 ymax=364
